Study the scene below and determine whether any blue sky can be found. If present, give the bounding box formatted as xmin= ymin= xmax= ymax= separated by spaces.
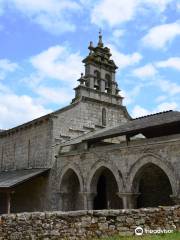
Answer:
xmin=0 ymin=0 xmax=180 ymax=129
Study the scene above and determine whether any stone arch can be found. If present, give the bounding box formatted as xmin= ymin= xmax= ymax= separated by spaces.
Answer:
xmin=59 ymin=164 xmax=83 ymax=193
xmin=94 ymin=70 xmax=101 ymax=79
xmin=59 ymin=165 xmax=84 ymax=211
xmin=94 ymin=70 xmax=101 ymax=90
xmin=105 ymin=73 xmax=111 ymax=93
xmin=87 ymin=161 xmax=123 ymax=193
xmin=87 ymin=161 xmax=123 ymax=210
xmin=105 ymin=73 xmax=111 ymax=81
xmin=128 ymin=154 xmax=177 ymax=208
xmin=128 ymin=154 xmax=177 ymax=195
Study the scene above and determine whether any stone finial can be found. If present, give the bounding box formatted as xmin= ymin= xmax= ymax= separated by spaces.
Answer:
xmin=89 ymin=41 xmax=93 ymax=48
xmin=88 ymin=41 xmax=94 ymax=55
xmin=98 ymin=29 xmax=104 ymax=47
xmin=78 ymin=73 xmax=85 ymax=85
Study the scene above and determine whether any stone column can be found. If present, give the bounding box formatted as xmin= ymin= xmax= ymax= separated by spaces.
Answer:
xmin=100 ymin=79 xmax=105 ymax=92
xmin=6 ymin=192 xmax=11 ymax=214
xmin=79 ymin=192 xmax=96 ymax=210
xmin=117 ymin=193 xmax=140 ymax=209
xmin=111 ymin=81 xmax=116 ymax=95
xmin=59 ymin=192 xmax=71 ymax=211
xmin=6 ymin=191 xmax=14 ymax=214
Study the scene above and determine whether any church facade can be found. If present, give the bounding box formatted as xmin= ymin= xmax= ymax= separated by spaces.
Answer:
xmin=0 ymin=34 xmax=179 ymax=214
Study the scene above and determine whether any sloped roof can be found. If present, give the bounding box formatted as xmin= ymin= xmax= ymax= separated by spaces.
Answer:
xmin=60 ymin=124 xmax=116 ymax=147
xmin=84 ymin=110 xmax=180 ymax=142
xmin=0 ymin=169 xmax=49 ymax=189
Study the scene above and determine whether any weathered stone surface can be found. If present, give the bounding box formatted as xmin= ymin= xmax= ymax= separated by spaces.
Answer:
xmin=0 ymin=206 xmax=179 ymax=240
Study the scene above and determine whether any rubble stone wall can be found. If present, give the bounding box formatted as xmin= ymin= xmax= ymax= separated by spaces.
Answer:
xmin=0 ymin=206 xmax=179 ymax=240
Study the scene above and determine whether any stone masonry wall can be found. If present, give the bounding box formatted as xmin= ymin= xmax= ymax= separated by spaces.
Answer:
xmin=0 ymin=206 xmax=179 ymax=240
xmin=0 ymin=120 xmax=52 ymax=170
xmin=53 ymin=99 xmax=128 ymax=142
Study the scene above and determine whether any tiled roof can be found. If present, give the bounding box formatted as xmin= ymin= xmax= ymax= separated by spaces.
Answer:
xmin=84 ymin=110 xmax=180 ymax=142
xmin=0 ymin=169 xmax=49 ymax=189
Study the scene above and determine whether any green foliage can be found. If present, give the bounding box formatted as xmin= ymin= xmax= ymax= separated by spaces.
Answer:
xmin=94 ymin=232 xmax=180 ymax=240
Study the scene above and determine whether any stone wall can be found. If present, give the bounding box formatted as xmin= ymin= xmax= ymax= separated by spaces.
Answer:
xmin=53 ymin=98 xmax=129 ymax=142
xmin=0 ymin=206 xmax=179 ymax=240
xmin=0 ymin=119 xmax=52 ymax=170
xmin=0 ymin=94 xmax=129 ymax=171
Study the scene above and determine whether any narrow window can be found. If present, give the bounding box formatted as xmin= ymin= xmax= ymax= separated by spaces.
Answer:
xmin=94 ymin=70 xmax=100 ymax=90
xmin=102 ymin=108 xmax=107 ymax=126
xmin=105 ymin=74 xmax=111 ymax=93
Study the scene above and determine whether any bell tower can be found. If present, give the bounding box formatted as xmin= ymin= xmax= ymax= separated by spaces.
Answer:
xmin=72 ymin=32 xmax=123 ymax=106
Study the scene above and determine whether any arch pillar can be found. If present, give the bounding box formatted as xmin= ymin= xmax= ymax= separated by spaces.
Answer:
xmin=117 ymin=193 xmax=140 ymax=209
xmin=60 ymin=191 xmax=86 ymax=211
xmin=59 ymin=192 xmax=70 ymax=211
xmin=79 ymin=192 xmax=97 ymax=210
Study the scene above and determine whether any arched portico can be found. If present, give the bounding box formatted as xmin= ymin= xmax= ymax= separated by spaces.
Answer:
xmin=132 ymin=163 xmax=173 ymax=208
xmin=59 ymin=167 xmax=83 ymax=211
xmin=128 ymin=154 xmax=177 ymax=195
xmin=87 ymin=161 xmax=123 ymax=193
xmin=128 ymin=155 xmax=177 ymax=208
xmin=86 ymin=162 xmax=123 ymax=210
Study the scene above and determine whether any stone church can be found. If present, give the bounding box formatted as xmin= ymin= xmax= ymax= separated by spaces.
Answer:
xmin=0 ymin=34 xmax=179 ymax=214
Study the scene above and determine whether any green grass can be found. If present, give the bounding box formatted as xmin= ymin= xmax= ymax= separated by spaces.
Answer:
xmin=94 ymin=232 xmax=180 ymax=240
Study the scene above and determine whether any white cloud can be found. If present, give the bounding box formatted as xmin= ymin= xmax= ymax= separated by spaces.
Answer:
xmin=91 ymin=0 xmax=138 ymax=26
xmin=156 ymin=101 xmax=178 ymax=112
xmin=157 ymin=79 xmax=180 ymax=95
xmin=156 ymin=57 xmax=180 ymax=70
xmin=131 ymin=101 xmax=178 ymax=118
xmin=122 ymin=84 xmax=142 ymax=105
xmin=113 ymin=29 xmax=125 ymax=38
xmin=6 ymin=0 xmax=81 ymax=34
xmin=177 ymin=2 xmax=180 ymax=11
xmin=132 ymin=64 xmax=157 ymax=78
xmin=30 ymin=45 xmax=83 ymax=85
xmin=0 ymin=58 xmax=18 ymax=80
xmin=0 ymin=59 xmax=18 ymax=72
xmin=21 ymin=45 xmax=85 ymax=106
xmin=36 ymin=86 xmax=73 ymax=105
xmin=91 ymin=0 xmax=174 ymax=27
xmin=108 ymin=44 xmax=142 ymax=69
xmin=144 ymin=0 xmax=174 ymax=12
xmin=111 ymin=29 xmax=125 ymax=45
xmin=0 ymin=86 xmax=51 ymax=129
xmin=142 ymin=21 xmax=180 ymax=49
xmin=0 ymin=82 xmax=12 ymax=94
xmin=131 ymin=105 xmax=150 ymax=117
xmin=155 ymin=95 xmax=167 ymax=102
xmin=0 ymin=0 xmax=4 ymax=15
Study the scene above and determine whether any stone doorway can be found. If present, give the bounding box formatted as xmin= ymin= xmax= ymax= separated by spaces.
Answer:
xmin=133 ymin=163 xmax=173 ymax=208
xmin=91 ymin=167 xmax=122 ymax=210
